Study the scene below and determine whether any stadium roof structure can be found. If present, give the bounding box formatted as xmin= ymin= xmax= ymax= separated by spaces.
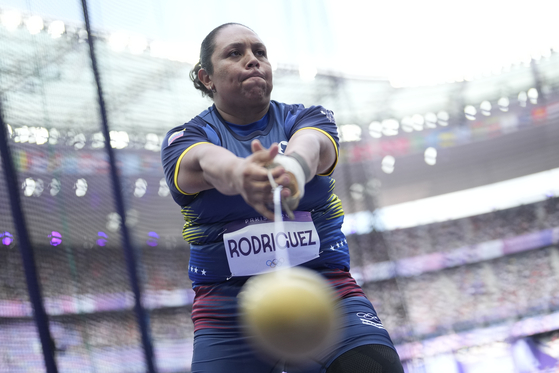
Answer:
xmin=1 ymin=6 xmax=559 ymax=225
xmin=2 ymin=6 xmax=559 ymax=134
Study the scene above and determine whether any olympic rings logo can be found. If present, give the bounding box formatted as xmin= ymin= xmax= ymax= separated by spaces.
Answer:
xmin=266 ymin=258 xmax=284 ymax=268
xmin=356 ymin=312 xmax=380 ymax=321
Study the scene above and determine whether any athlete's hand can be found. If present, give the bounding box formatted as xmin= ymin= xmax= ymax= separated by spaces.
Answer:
xmin=264 ymin=155 xmax=303 ymax=220
xmin=232 ymin=140 xmax=291 ymax=220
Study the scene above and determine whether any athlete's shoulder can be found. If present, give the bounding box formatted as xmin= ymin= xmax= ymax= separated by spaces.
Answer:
xmin=272 ymin=100 xmax=334 ymax=121
xmin=174 ymin=105 xmax=218 ymax=131
xmin=163 ymin=112 xmax=206 ymax=139
xmin=271 ymin=100 xmax=305 ymax=115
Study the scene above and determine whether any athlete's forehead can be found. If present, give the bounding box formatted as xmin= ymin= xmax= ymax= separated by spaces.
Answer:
xmin=213 ymin=25 xmax=266 ymax=52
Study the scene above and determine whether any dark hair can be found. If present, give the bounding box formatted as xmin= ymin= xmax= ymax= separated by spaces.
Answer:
xmin=189 ymin=23 xmax=253 ymax=99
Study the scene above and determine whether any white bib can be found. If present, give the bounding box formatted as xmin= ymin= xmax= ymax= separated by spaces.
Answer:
xmin=223 ymin=211 xmax=320 ymax=277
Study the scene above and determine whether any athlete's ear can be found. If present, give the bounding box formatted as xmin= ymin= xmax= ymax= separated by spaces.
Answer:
xmin=198 ymin=68 xmax=212 ymax=91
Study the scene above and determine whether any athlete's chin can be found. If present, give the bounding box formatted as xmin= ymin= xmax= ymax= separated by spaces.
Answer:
xmin=242 ymin=81 xmax=272 ymax=95
xmin=242 ymin=88 xmax=272 ymax=102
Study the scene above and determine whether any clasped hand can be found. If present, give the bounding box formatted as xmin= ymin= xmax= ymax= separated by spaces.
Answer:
xmin=233 ymin=140 xmax=300 ymax=220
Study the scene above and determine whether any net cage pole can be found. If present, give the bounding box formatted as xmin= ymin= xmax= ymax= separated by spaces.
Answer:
xmin=79 ymin=1 xmax=157 ymax=372
xmin=0 ymin=98 xmax=59 ymax=372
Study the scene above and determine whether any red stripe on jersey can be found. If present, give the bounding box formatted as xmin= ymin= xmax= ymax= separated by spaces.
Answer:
xmin=191 ymin=268 xmax=365 ymax=332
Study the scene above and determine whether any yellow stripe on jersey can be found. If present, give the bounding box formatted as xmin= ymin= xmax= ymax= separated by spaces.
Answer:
xmin=292 ymin=127 xmax=339 ymax=176
xmin=173 ymin=142 xmax=212 ymax=195
xmin=181 ymin=206 xmax=198 ymax=221
xmin=182 ymin=228 xmax=207 ymax=243
xmin=326 ymin=194 xmax=345 ymax=219
xmin=181 ymin=206 xmax=207 ymax=243
xmin=327 ymin=178 xmax=336 ymax=193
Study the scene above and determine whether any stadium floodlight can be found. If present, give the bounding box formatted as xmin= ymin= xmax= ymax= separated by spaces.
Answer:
xmin=109 ymin=31 xmax=128 ymax=52
xmin=34 ymin=179 xmax=44 ymax=196
xmin=412 ymin=114 xmax=424 ymax=131
xmin=145 ymin=133 xmax=160 ymax=151
xmin=129 ymin=35 xmax=147 ymax=54
xmin=23 ymin=178 xmax=36 ymax=196
xmin=78 ymin=29 xmax=88 ymax=41
xmin=338 ymin=124 xmax=361 ymax=142
xmin=150 ymin=40 xmax=190 ymax=62
xmin=400 ymin=116 xmax=413 ymax=132
xmin=22 ymin=177 xmax=44 ymax=197
xmin=47 ymin=20 xmax=65 ymax=38
xmin=75 ymin=178 xmax=88 ymax=197
xmin=480 ymin=100 xmax=492 ymax=116
xmin=425 ymin=112 xmax=437 ymax=128
xmin=349 ymin=183 xmax=365 ymax=201
xmin=134 ymin=178 xmax=148 ymax=198
xmin=72 ymin=133 xmax=86 ymax=150
xmin=91 ymin=132 xmax=105 ymax=149
xmin=158 ymin=178 xmax=170 ymax=197
xmin=498 ymin=97 xmax=509 ymax=112
xmin=106 ymin=212 xmax=121 ymax=232
xmin=464 ymin=105 xmax=477 ymax=121
xmin=31 ymin=127 xmax=49 ymax=145
xmin=424 ymin=147 xmax=437 ymax=166
xmin=50 ymin=178 xmax=61 ymax=197
xmin=368 ymin=121 xmax=382 ymax=138
xmin=25 ymin=15 xmax=43 ymax=35
xmin=381 ymin=155 xmax=395 ymax=174
xmin=14 ymin=126 xmax=29 ymax=143
xmin=1 ymin=9 xmax=22 ymax=31
xmin=126 ymin=209 xmax=139 ymax=227
xmin=527 ymin=88 xmax=538 ymax=104
xmin=150 ymin=40 xmax=167 ymax=58
xmin=381 ymin=119 xmax=399 ymax=136
xmin=518 ymin=91 xmax=528 ymax=107
xmin=109 ymin=130 xmax=129 ymax=149
xmin=437 ymin=111 xmax=449 ymax=126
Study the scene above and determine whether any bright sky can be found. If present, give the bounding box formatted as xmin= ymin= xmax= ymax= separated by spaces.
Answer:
xmin=1 ymin=0 xmax=559 ymax=85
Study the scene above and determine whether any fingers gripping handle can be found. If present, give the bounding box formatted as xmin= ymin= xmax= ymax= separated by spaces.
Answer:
xmin=267 ymin=170 xmax=295 ymax=220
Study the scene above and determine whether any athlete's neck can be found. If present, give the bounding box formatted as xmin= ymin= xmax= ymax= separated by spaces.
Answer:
xmin=215 ymin=102 xmax=270 ymax=125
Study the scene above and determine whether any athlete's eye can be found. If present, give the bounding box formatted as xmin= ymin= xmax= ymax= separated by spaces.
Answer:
xmin=255 ymin=49 xmax=267 ymax=57
xmin=228 ymin=50 xmax=241 ymax=57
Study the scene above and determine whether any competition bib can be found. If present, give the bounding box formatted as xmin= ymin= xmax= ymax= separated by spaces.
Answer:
xmin=223 ymin=211 xmax=320 ymax=277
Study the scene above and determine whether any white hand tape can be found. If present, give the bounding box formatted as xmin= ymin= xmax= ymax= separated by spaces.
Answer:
xmin=271 ymin=154 xmax=305 ymax=199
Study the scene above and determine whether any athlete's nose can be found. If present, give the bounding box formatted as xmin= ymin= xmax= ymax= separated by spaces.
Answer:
xmin=246 ymin=51 xmax=260 ymax=69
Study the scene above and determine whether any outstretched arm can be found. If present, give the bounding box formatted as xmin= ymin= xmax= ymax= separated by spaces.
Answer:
xmin=284 ymin=128 xmax=337 ymax=182
xmin=176 ymin=140 xmax=290 ymax=220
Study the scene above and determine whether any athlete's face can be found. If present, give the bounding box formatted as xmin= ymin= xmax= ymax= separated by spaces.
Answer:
xmin=207 ymin=25 xmax=273 ymax=109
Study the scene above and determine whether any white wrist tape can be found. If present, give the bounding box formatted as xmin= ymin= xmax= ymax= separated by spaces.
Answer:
xmin=272 ymin=154 xmax=306 ymax=199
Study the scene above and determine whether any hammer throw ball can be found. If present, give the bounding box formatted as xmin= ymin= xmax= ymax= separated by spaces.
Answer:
xmin=239 ymin=266 xmax=340 ymax=363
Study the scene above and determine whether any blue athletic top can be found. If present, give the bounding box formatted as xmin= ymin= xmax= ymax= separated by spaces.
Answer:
xmin=161 ymin=101 xmax=352 ymax=285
